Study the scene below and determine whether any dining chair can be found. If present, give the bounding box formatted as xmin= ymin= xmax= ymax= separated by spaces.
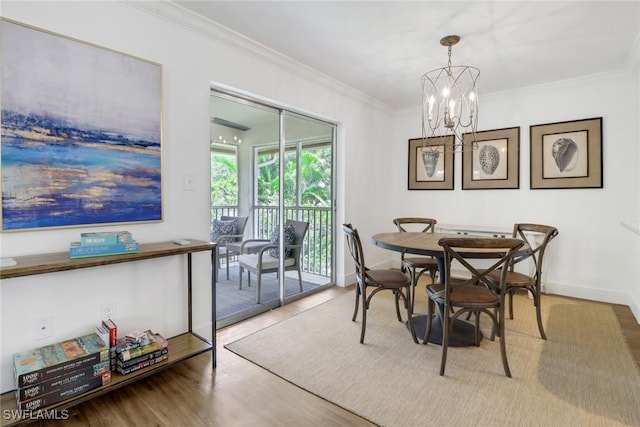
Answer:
xmin=425 ymin=237 xmax=524 ymax=377
xmin=487 ymin=223 xmax=559 ymax=339
xmin=392 ymin=217 xmax=439 ymax=310
xmin=211 ymin=216 xmax=249 ymax=280
xmin=237 ymin=220 xmax=309 ymax=304
xmin=342 ymin=223 xmax=417 ymax=344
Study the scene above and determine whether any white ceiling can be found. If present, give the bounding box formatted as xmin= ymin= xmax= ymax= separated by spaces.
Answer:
xmin=175 ymin=1 xmax=640 ymax=111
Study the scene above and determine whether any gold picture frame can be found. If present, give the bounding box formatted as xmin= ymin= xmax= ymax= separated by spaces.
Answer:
xmin=530 ymin=117 xmax=602 ymax=189
xmin=462 ymin=127 xmax=520 ymax=190
xmin=408 ymin=136 xmax=454 ymax=190
xmin=1 ymin=19 xmax=163 ymax=231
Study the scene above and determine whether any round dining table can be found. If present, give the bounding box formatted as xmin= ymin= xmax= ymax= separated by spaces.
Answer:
xmin=371 ymin=231 xmax=528 ymax=347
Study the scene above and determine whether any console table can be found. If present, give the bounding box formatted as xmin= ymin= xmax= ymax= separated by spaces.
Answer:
xmin=0 ymin=239 xmax=216 ymax=426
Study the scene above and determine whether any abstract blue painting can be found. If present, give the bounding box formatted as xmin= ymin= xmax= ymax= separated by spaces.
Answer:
xmin=1 ymin=19 xmax=162 ymax=231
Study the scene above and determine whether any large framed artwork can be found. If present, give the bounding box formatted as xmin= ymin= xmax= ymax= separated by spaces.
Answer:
xmin=530 ymin=117 xmax=602 ymax=189
xmin=462 ymin=127 xmax=520 ymax=190
xmin=1 ymin=19 xmax=163 ymax=231
xmin=408 ymin=136 xmax=454 ymax=190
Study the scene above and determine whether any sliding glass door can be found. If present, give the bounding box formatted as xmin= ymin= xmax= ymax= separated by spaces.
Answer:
xmin=210 ymin=90 xmax=335 ymax=327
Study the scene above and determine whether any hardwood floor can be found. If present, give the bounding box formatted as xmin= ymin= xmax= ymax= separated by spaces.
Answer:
xmin=34 ymin=288 xmax=639 ymax=426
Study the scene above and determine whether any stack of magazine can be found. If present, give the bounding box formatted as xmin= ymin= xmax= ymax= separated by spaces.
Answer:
xmin=69 ymin=231 xmax=139 ymax=259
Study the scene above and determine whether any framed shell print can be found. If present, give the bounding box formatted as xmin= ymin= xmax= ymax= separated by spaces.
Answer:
xmin=408 ymin=136 xmax=454 ymax=190
xmin=462 ymin=127 xmax=520 ymax=189
xmin=530 ymin=117 xmax=602 ymax=189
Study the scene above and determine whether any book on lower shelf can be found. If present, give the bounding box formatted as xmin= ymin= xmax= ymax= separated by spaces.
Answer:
xmin=117 ymin=353 xmax=168 ymax=375
xmin=117 ymin=348 xmax=168 ymax=370
xmin=96 ymin=319 xmax=118 ymax=372
xmin=15 ymin=361 xmax=110 ymax=401
xmin=117 ymin=331 xmax=168 ymax=362
xmin=16 ymin=371 xmax=111 ymax=411
xmin=13 ymin=333 xmax=110 ymax=388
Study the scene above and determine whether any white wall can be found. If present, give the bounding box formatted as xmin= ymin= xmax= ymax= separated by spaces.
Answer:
xmin=0 ymin=0 xmax=392 ymax=393
xmin=391 ymin=70 xmax=640 ymax=318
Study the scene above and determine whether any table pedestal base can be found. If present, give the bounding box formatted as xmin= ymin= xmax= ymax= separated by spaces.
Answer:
xmin=408 ymin=314 xmax=482 ymax=347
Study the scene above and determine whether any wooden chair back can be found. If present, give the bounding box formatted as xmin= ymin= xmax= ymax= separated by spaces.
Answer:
xmin=510 ymin=223 xmax=559 ymax=280
xmin=393 ymin=217 xmax=437 ymax=233
xmin=439 ymin=237 xmax=525 ymax=296
xmin=342 ymin=223 xmax=365 ymax=284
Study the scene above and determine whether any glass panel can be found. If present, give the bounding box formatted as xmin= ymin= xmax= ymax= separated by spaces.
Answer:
xmin=210 ymin=143 xmax=238 ymax=208
xmin=211 ymin=92 xmax=281 ymax=327
xmin=282 ymin=112 xmax=334 ymax=293
xmin=211 ymin=91 xmax=336 ymax=328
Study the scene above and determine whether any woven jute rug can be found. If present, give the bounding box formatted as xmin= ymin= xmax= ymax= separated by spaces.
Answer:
xmin=225 ymin=291 xmax=640 ymax=426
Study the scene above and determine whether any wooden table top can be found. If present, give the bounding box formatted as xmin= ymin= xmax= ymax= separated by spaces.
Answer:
xmin=372 ymin=232 xmax=529 ymax=258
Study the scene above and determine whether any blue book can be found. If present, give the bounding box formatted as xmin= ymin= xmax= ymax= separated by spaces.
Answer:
xmin=69 ymin=241 xmax=139 ymax=259
xmin=80 ymin=231 xmax=133 ymax=246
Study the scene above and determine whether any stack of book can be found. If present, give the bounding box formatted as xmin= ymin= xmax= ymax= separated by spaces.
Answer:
xmin=13 ymin=333 xmax=111 ymax=411
xmin=95 ymin=319 xmax=118 ymax=372
xmin=115 ymin=330 xmax=169 ymax=375
xmin=69 ymin=231 xmax=139 ymax=259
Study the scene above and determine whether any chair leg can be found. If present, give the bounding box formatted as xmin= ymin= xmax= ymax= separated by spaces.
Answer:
xmin=238 ymin=266 xmax=243 ymax=290
xmin=359 ymin=285 xmax=367 ymax=344
xmin=408 ymin=267 xmax=416 ymax=312
xmin=256 ymin=272 xmax=262 ymax=304
xmin=508 ymin=289 xmax=515 ymax=319
xmin=490 ymin=307 xmax=498 ymax=341
xmin=423 ymin=298 xmax=434 ymax=344
xmin=352 ymin=285 xmax=361 ymax=321
xmin=405 ymin=288 xmax=418 ymax=344
xmin=534 ymin=287 xmax=547 ymax=340
xmin=394 ymin=290 xmax=403 ymax=322
xmin=297 ymin=267 xmax=303 ymax=293
xmin=498 ymin=306 xmax=512 ymax=378
xmin=474 ymin=311 xmax=481 ymax=346
xmin=439 ymin=303 xmax=450 ymax=376
xmin=225 ymin=251 xmax=230 ymax=280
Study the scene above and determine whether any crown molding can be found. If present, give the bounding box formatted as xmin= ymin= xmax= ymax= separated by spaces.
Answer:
xmin=124 ymin=0 xmax=391 ymax=114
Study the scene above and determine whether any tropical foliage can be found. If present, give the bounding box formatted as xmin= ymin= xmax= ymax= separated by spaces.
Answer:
xmin=256 ymin=144 xmax=332 ymax=207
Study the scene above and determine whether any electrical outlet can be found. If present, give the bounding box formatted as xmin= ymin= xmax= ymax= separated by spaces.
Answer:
xmin=34 ymin=315 xmax=53 ymax=340
xmin=102 ymin=303 xmax=116 ymax=320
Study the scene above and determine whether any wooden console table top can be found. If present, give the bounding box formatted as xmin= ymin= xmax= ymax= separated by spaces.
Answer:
xmin=0 ymin=239 xmax=215 ymax=279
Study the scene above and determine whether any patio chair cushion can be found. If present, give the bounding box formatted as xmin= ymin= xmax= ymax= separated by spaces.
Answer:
xmin=238 ymin=253 xmax=297 ymax=270
xmin=268 ymin=223 xmax=296 ymax=258
xmin=211 ymin=218 xmax=237 ymax=244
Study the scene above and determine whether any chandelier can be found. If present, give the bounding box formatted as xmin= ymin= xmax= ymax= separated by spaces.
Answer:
xmin=421 ymin=35 xmax=479 ymax=152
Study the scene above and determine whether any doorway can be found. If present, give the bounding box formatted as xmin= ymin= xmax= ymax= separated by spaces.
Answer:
xmin=210 ymin=90 xmax=336 ymax=328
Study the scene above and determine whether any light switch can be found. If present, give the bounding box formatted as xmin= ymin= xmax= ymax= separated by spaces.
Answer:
xmin=183 ymin=173 xmax=195 ymax=191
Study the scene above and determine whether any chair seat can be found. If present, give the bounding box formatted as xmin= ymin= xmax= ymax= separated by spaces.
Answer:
xmin=366 ymin=269 xmax=411 ymax=288
xmin=402 ymin=257 xmax=438 ymax=269
xmin=427 ymin=283 xmax=499 ymax=305
xmin=488 ymin=270 xmax=532 ymax=286
xmin=238 ymin=253 xmax=295 ymax=270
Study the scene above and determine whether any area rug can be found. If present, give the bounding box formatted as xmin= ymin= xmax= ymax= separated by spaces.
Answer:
xmin=225 ymin=291 xmax=640 ymax=426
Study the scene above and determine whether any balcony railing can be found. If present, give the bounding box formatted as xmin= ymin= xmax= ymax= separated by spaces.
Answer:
xmin=211 ymin=205 xmax=332 ymax=277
